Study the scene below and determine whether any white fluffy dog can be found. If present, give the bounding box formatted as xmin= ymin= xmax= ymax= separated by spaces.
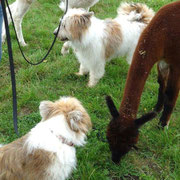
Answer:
xmin=0 ymin=96 xmax=92 ymax=180
xmin=2 ymin=0 xmax=99 ymax=46
xmin=54 ymin=3 xmax=154 ymax=87
xmin=59 ymin=0 xmax=99 ymax=11
xmin=59 ymin=0 xmax=99 ymax=55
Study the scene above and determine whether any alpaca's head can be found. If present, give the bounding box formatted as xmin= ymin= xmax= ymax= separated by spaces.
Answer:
xmin=106 ymin=96 xmax=156 ymax=164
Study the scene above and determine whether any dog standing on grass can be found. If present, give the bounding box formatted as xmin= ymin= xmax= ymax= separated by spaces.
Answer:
xmin=59 ymin=0 xmax=99 ymax=56
xmin=54 ymin=3 xmax=154 ymax=87
xmin=0 ymin=96 xmax=92 ymax=180
xmin=2 ymin=0 xmax=99 ymax=46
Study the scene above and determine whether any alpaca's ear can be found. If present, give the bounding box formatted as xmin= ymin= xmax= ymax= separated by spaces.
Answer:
xmin=106 ymin=96 xmax=119 ymax=119
xmin=68 ymin=110 xmax=83 ymax=131
xmin=39 ymin=101 xmax=54 ymax=119
xmin=134 ymin=111 xmax=157 ymax=128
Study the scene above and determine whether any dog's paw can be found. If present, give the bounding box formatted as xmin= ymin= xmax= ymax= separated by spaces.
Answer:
xmin=87 ymin=81 xmax=97 ymax=87
xmin=61 ymin=47 xmax=69 ymax=56
xmin=75 ymin=72 xmax=83 ymax=76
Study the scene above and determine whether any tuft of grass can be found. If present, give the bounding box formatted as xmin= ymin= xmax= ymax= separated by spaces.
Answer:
xmin=0 ymin=0 xmax=179 ymax=179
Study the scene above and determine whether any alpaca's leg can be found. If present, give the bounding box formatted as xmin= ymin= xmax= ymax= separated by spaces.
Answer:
xmin=14 ymin=18 xmax=27 ymax=46
xmin=88 ymin=62 xmax=105 ymax=87
xmin=2 ymin=2 xmax=16 ymax=43
xmin=61 ymin=41 xmax=71 ymax=55
xmin=13 ymin=0 xmax=33 ymax=46
xmin=154 ymin=61 xmax=169 ymax=112
xmin=159 ymin=67 xmax=180 ymax=128
xmin=76 ymin=64 xmax=89 ymax=76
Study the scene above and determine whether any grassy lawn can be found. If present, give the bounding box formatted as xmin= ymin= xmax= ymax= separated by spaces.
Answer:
xmin=0 ymin=0 xmax=179 ymax=179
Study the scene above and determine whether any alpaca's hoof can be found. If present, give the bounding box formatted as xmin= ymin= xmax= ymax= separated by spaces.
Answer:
xmin=20 ymin=42 xmax=28 ymax=47
xmin=2 ymin=37 xmax=6 ymax=44
xmin=157 ymin=121 xmax=169 ymax=130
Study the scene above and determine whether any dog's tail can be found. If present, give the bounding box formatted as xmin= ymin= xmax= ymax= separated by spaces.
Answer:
xmin=117 ymin=2 xmax=155 ymax=24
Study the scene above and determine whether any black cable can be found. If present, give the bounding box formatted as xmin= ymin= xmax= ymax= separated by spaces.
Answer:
xmin=1 ymin=0 xmax=18 ymax=135
xmin=5 ymin=0 xmax=69 ymax=65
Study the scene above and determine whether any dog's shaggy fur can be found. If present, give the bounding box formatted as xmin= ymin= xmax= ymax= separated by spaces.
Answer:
xmin=59 ymin=0 xmax=99 ymax=11
xmin=54 ymin=3 xmax=154 ymax=87
xmin=0 ymin=96 xmax=92 ymax=180
xmin=59 ymin=0 xmax=99 ymax=56
xmin=2 ymin=0 xmax=99 ymax=46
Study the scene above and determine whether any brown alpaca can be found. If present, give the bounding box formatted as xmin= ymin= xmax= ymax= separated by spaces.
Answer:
xmin=106 ymin=1 xmax=180 ymax=163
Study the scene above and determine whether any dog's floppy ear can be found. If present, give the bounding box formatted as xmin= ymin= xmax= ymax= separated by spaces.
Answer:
xmin=79 ymin=11 xmax=94 ymax=26
xmin=67 ymin=110 xmax=83 ymax=131
xmin=39 ymin=101 xmax=54 ymax=120
xmin=70 ymin=11 xmax=93 ymax=40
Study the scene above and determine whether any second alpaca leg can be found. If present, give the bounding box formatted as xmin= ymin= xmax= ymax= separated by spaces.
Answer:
xmin=2 ymin=2 xmax=17 ymax=43
xmin=159 ymin=67 xmax=180 ymax=128
xmin=154 ymin=61 xmax=169 ymax=113
xmin=14 ymin=17 xmax=27 ymax=46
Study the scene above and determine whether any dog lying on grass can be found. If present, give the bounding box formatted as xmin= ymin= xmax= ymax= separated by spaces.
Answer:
xmin=54 ymin=3 xmax=154 ymax=87
xmin=0 ymin=96 xmax=92 ymax=180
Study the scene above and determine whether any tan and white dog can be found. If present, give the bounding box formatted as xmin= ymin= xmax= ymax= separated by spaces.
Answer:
xmin=2 ymin=0 xmax=99 ymax=46
xmin=0 ymin=96 xmax=92 ymax=180
xmin=54 ymin=3 xmax=154 ymax=87
xmin=59 ymin=0 xmax=99 ymax=55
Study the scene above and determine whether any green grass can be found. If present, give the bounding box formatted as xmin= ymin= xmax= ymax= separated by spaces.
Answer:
xmin=0 ymin=0 xmax=179 ymax=179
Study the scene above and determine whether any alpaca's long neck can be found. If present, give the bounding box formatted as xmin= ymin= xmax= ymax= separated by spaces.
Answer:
xmin=119 ymin=33 xmax=160 ymax=120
